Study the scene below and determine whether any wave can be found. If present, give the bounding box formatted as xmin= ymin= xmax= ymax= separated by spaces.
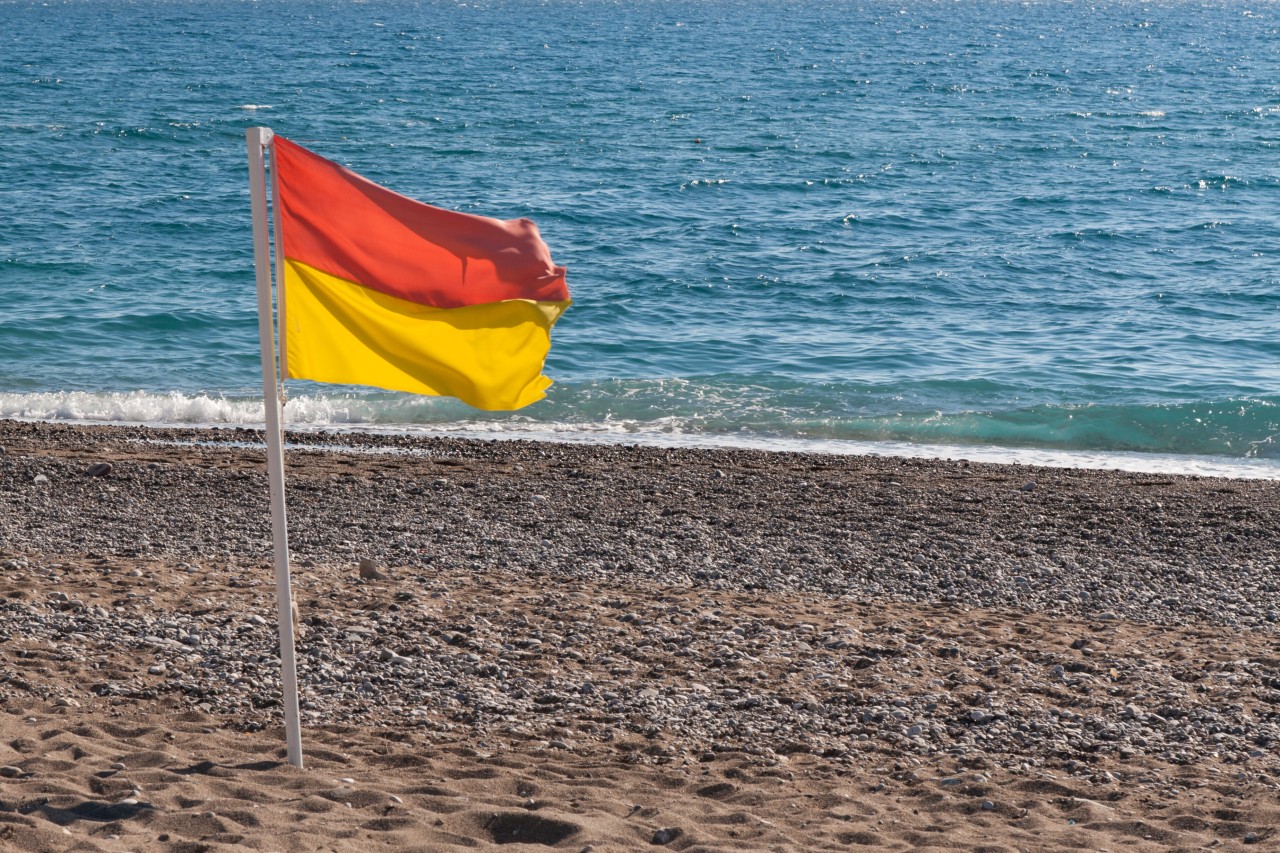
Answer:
xmin=2 ymin=387 xmax=1278 ymax=480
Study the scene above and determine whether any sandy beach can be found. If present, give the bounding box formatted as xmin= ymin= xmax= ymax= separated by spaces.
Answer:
xmin=1 ymin=419 xmax=1279 ymax=851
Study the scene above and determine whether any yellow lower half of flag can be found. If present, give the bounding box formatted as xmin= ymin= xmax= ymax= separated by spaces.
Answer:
xmin=282 ymin=259 xmax=569 ymax=411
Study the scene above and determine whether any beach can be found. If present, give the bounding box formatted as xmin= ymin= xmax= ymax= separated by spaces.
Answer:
xmin=0 ymin=419 xmax=1276 ymax=850
xmin=7 ymin=0 xmax=1280 ymax=849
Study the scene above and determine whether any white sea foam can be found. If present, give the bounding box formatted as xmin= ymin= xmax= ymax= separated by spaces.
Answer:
xmin=2 ymin=390 xmax=1278 ymax=481
xmin=237 ymin=104 xmax=272 ymax=111
xmin=0 ymin=390 xmax=265 ymax=425
xmin=0 ymin=390 xmax=430 ymax=427
xmin=1138 ymin=110 xmax=1165 ymax=117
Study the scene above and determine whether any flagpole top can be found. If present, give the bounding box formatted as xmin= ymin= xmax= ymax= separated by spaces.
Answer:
xmin=248 ymin=126 xmax=275 ymax=146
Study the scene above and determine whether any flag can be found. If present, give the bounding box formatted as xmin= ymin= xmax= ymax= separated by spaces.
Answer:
xmin=271 ymin=137 xmax=571 ymax=411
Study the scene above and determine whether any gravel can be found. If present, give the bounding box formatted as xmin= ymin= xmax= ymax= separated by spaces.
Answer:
xmin=1 ymin=419 xmax=1279 ymax=791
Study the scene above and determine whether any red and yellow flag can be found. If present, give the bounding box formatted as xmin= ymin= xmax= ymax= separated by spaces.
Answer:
xmin=271 ymin=137 xmax=570 ymax=411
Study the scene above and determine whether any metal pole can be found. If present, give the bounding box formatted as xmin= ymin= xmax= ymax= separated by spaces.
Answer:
xmin=269 ymin=139 xmax=288 ymax=379
xmin=246 ymin=126 xmax=304 ymax=769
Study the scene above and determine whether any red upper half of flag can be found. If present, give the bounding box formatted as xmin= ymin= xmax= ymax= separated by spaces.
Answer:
xmin=272 ymin=136 xmax=569 ymax=310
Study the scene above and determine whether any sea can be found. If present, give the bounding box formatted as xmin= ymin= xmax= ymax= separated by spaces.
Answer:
xmin=3 ymin=0 xmax=1279 ymax=478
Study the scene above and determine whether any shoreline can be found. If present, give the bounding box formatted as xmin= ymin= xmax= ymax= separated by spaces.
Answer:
xmin=2 ymin=419 xmax=1280 ymax=850
xmin=5 ymin=413 xmax=1280 ymax=481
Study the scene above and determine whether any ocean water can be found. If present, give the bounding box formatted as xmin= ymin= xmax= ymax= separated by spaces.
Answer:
xmin=3 ymin=0 xmax=1280 ymax=475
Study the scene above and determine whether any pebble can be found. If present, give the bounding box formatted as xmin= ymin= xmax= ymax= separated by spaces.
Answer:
xmin=0 ymin=766 xmax=23 ymax=778
xmin=651 ymin=827 xmax=682 ymax=845
xmin=358 ymin=558 xmax=386 ymax=580
xmin=86 ymin=462 xmax=113 ymax=478
xmin=3 ymin=425 xmax=1280 ymax=783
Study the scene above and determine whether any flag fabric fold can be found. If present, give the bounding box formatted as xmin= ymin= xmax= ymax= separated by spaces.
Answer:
xmin=271 ymin=136 xmax=570 ymax=411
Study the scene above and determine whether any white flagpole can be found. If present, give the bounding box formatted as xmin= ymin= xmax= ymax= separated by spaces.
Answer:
xmin=269 ymin=139 xmax=288 ymax=379
xmin=246 ymin=126 xmax=304 ymax=769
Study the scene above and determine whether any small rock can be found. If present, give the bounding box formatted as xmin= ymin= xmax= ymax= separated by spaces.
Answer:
xmin=981 ymin=800 xmax=995 ymax=811
xmin=86 ymin=462 xmax=113 ymax=478
xmin=0 ymin=766 xmax=22 ymax=778
xmin=1019 ymin=482 xmax=1036 ymax=492
xmin=55 ymin=697 xmax=81 ymax=708
xmin=110 ymin=762 xmax=126 ymax=771
xmin=358 ymin=558 xmax=386 ymax=580
xmin=32 ymin=474 xmax=48 ymax=485
xmin=651 ymin=827 xmax=682 ymax=845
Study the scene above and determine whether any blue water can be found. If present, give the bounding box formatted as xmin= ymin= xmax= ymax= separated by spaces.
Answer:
xmin=4 ymin=0 xmax=1280 ymax=472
